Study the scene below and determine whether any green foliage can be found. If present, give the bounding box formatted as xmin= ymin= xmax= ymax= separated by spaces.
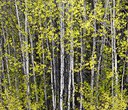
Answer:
xmin=80 ymin=82 xmax=127 ymax=110
xmin=0 ymin=0 xmax=127 ymax=109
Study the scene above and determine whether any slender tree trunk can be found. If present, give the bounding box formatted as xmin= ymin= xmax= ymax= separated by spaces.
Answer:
xmin=42 ymin=39 xmax=48 ymax=109
xmin=14 ymin=0 xmax=26 ymax=74
xmin=25 ymin=0 xmax=30 ymax=109
xmin=96 ymin=0 xmax=109 ymax=107
xmin=121 ymin=61 xmax=125 ymax=99
xmin=0 ymin=37 xmax=6 ymax=93
xmin=68 ymin=2 xmax=75 ymax=110
xmin=122 ymin=20 xmax=128 ymax=101
xmin=71 ymin=18 xmax=75 ymax=110
xmin=96 ymin=36 xmax=104 ymax=107
xmin=46 ymin=38 xmax=56 ymax=110
xmin=50 ymin=13 xmax=56 ymax=110
xmin=0 ymin=38 xmax=3 ymax=102
xmin=91 ymin=0 xmax=97 ymax=93
xmin=113 ymin=0 xmax=118 ymax=95
xmin=67 ymin=4 xmax=71 ymax=110
xmin=52 ymin=36 xmax=56 ymax=110
xmin=80 ymin=35 xmax=83 ymax=110
xmin=1 ymin=24 xmax=11 ymax=87
xmin=67 ymin=24 xmax=73 ymax=110
xmin=110 ymin=0 xmax=114 ymax=98
xmin=79 ymin=1 xmax=87 ymax=109
xmin=111 ymin=0 xmax=118 ymax=98
xmin=68 ymin=66 xmax=71 ymax=110
xmin=5 ymin=28 xmax=11 ymax=85
xmin=60 ymin=2 xmax=65 ymax=110
xmin=38 ymin=5 xmax=48 ymax=108
xmin=29 ymin=28 xmax=38 ymax=102
xmin=11 ymin=34 xmax=19 ymax=95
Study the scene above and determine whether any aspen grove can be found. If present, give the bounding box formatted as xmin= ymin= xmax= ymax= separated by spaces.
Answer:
xmin=0 ymin=0 xmax=128 ymax=110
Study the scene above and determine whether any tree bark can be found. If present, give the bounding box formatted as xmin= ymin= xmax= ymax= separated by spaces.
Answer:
xmin=91 ymin=0 xmax=97 ymax=93
xmin=1 ymin=23 xmax=11 ymax=87
xmin=46 ymin=37 xmax=56 ymax=110
xmin=29 ymin=28 xmax=38 ymax=103
xmin=25 ymin=0 xmax=30 ymax=109
xmin=60 ymin=2 xmax=65 ymax=110
xmin=113 ymin=0 xmax=118 ymax=95
xmin=42 ymin=40 xmax=48 ymax=109
xmin=14 ymin=0 xmax=26 ymax=75
xmin=52 ymin=36 xmax=56 ymax=110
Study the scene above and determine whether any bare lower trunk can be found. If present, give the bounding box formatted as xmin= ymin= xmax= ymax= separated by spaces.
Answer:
xmin=121 ymin=61 xmax=125 ymax=99
xmin=71 ymin=28 xmax=75 ymax=110
xmin=68 ymin=69 xmax=71 ymax=110
xmin=52 ymin=37 xmax=56 ymax=110
xmin=80 ymin=36 xmax=83 ymax=110
xmin=50 ymin=14 xmax=56 ymax=110
xmin=46 ymin=38 xmax=56 ymax=110
xmin=68 ymin=27 xmax=74 ymax=110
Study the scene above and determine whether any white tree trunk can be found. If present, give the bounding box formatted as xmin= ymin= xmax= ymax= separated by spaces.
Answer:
xmin=25 ymin=0 xmax=30 ymax=109
xmin=80 ymin=36 xmax=83 ymax=110
xmin=15 ymin=0 xmax=26 ymax=74
xmin=52 ymin=37 xmax=56 ymax=110
xmin=113 ymin=0 xmax=118 ymax=94
xmin=71 ymin=24 xmax=75 ymax=110
xmin=60 ymin=2 xmax=65 ymax=110
xmin=46 ymin=38 xmax=56 ymax=110
xmin=110 ymin=1 xmax=114 ymax=98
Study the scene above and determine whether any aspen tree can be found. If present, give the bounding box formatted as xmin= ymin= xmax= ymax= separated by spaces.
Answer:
xmin=79 ymin=1 xmax=86 ymax=109
xmin=96 ymin=0 xmax=109 ymax=107
xmin=67 ymin=1 xmax=75 ymax=109
xmin=110 ymin=0 xmax=114 ymax=98
xmin=0 ymin=0 xmax=127 ymax=109
xmin=37 ymin=2 xmax=48 ymax=107
xmin=52 ymin=35 xmax=57 ymax=110
xmin=29 ymin=28 xmax=38 ymax=102
xmin=113 ymin=0 xmax=118 ymax=94
xmin=51 ymin=13 xmax=57 ymax=110
xmin=60 ymin=1 xmax=65 ymax=110
xmin=11 ymin=34 xmax=19 ymax=94
xmin=46 ymin=36 xmax=56 ymax=110
xmin=0 ymin=38 xmax=2 ymax=102
xmin=42 ymin=39 xmax=48 ymax=109
xmin=91 ymin=0 xmax=97 ymax=93
xmin=1 ymin=24 xmax=11 ymax=86
xmin=15 ymin=0 xmax=26 ymax=75
xmin=25 ymin=0 xmax=30 ymax=109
